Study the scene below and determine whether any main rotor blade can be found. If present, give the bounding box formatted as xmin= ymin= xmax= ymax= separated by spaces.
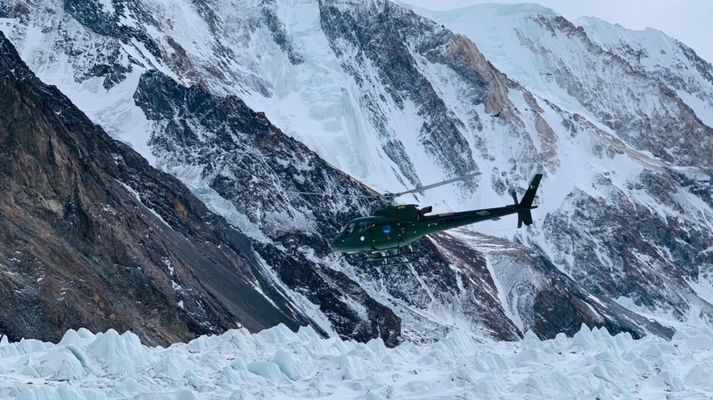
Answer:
xmin=289 ymin=191 xmax=379 ymax=199
xmin=391 ymin=171 xmax=480 ymax=197
xmin=290 ymin=191 xmax=334 ymax=196
xmin=289 ymin=171 xmax=478 ymax=201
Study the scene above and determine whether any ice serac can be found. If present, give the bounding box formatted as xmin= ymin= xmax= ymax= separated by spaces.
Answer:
xmin=3 ymin=324 xmax=713 ymax=399
xmin=0 ymin=31 xmax=312 ymax=345
xmin=1 ymin=0 xmax=708 ymax=343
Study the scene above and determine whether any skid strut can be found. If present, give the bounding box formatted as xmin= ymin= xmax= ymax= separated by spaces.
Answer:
xmin=344 ymin=247 xmax=424 ymax=267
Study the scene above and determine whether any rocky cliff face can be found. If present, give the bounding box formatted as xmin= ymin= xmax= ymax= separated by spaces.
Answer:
xmin=0 ymin=31 xmax=315 ymax=344
xmin=133 ymin=69 xmax=404 ymax=345
xmin=1 ymin=0 xmax=709 ymax=344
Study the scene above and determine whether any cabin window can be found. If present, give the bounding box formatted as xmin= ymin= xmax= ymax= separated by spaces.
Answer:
xmin=360 ymin=223 xmax=375 ymax=233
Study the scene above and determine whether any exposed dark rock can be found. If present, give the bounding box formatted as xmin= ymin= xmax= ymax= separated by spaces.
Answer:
xmin=543 ymin=181 xmax=713 ymax=322
xmin=0 ymin=31 xmax=310 ymax=345
xmin=319 ymin=1 xmax=479 ymax=183
xmin=261 ymin=0 xmax=303 ymax=65
xmin=133 ymin=69 xmax=404 ymax=345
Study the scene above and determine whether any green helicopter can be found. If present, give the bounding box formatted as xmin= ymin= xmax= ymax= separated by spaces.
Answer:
xmin=327 ymin=173 xmax=543 ymax=254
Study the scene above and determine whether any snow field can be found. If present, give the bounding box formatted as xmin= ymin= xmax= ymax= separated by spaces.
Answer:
xmin=2 ymin=324 xmax=713 ymax=399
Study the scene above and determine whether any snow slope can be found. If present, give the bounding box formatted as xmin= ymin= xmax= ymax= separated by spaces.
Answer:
xmin=578 ymin=16 xmax=713 ymax=128
xmin=2 ymin=324 xmax=713 ymax=399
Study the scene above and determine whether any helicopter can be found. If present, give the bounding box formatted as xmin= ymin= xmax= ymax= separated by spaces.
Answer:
xmin=326 ymin=173 xmax=543 ymax=256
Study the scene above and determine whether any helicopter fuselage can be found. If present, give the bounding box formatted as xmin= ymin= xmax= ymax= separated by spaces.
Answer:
xmin=332 ymin=203 xmax=534 ymax=253
xmin=330 ymin=173 xmax=543 ymax=254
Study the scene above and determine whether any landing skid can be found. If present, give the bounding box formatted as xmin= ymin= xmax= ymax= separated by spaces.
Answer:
xmin=344 ymin=247 xmax=423 ymax=267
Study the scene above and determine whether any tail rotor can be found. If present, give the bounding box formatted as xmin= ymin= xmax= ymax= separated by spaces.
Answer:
xmin=509 ymin=187 xmax=523 ymax=228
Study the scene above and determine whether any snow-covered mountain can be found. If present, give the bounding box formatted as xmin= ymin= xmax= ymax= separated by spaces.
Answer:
xmin=422 ymin=3 xmax=713 ymax=323
xmin=0 ymin=0 xmax=711 ymax=345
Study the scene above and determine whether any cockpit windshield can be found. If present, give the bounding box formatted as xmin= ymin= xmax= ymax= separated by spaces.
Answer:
xmin=344 ymin=223 xmax=356 ymax=234
xmin=343 ymin=220 xmax=376 ymax=235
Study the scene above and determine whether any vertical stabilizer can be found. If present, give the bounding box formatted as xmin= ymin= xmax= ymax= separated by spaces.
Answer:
xmin=517 ymin=174 xmax=542 ymax=227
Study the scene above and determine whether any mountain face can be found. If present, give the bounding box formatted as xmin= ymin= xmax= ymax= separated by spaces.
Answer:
xmin=0 ymin=30 xmax=328 ymax=344
xmin=133 ymin=69 xmax=404 ymax=345
xmin=425 ymin=3 xmax=713 ymax=323
xmin=0 ymin=0 xmax=710 ymax=345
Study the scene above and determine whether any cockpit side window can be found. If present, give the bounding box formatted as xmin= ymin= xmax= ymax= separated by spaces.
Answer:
xmin=356 ymin=221 xmax=376 ymax=233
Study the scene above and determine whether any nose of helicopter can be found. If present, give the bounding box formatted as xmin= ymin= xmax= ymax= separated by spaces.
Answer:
xmin=331 ymin=235 xmax=344 ymax=251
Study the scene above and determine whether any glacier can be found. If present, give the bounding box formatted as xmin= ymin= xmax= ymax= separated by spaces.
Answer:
xmin=2 ymin=324 xmax=713 ymax=399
